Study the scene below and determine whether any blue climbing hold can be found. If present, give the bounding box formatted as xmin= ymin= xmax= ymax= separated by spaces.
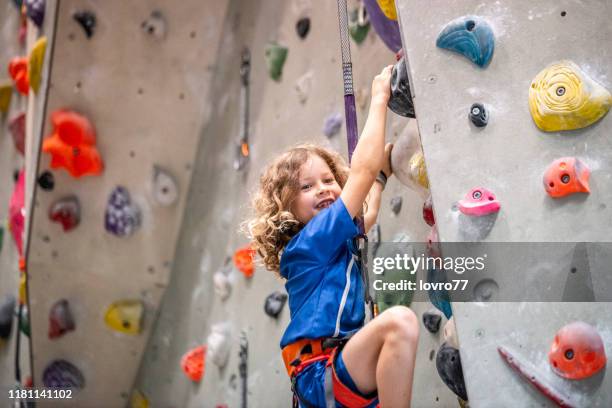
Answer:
xmin=427 ymin=267 xmax=452 ymax=319
xmin=436 ymin=16 xmax=494 ymax=68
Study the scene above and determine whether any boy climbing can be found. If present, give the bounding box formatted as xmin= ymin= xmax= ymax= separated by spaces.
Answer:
xmin=248 ymin=65 xmax=419 ymax=407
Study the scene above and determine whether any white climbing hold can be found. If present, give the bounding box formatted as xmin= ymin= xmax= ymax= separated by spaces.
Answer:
xmin=152 ymin=166 xmax=179 ymax=207
xmin=443 ymin=317 xmax=459 ymax=348
xmin=213 ymin=267 xmax=232 ymax=301
xmin=295 ymin=71 xmax=314 ymax=104
xmin=207 ymin=322 xmax=231 ymax=368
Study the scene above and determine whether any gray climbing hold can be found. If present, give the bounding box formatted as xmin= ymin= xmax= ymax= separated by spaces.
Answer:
xmin=436 ymin=342 xmax=468 ymax=401
xmin=0 ymin=295 xmax=16 ymax=340
xmin=264 ymin=291 xmax=288 ymax=318
xmin=422 ymin=309 xmax=442 ymax=333
xmin=390 ymin=196 xmax=402 ymax=215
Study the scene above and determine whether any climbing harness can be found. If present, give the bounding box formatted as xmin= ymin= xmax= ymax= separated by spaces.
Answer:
xmin=234 ymin=48 xmax=251 ymax=171
xmin=282 ymin=336 xmax=378 ymax=408
xmin=336 ymin=0 xmax=375 ymax=319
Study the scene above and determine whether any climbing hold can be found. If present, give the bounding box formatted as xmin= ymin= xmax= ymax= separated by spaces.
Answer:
xmin=264 ymin=42 xmax=288 ymax=82
xmin=458 ymin=187 xmax=500 ymax=216
xmin=130 ymin=390 xmax=149 ymax=408
xmin=18 ymin=304 xmax=30 ymax=336
xmin=348 ymin=5 xmax=370 ymax=45
xmin=443 ymin=317 xmax=459 ymax=348
xmin=371 ymin=222 xmax=381 ymax=257
xmin=323 ymin=112 xmax=343 ymax=138
xmin=25 ymin=0 xmax=45 ymax=27
xmin=549 ymin=321 xmax=606 ymax=380
xmin=264 ymin=291 xmax=288 ymax=318
xmin=390 ymin=196 xmax=402 ymax=215
xmin=376 ymin=0 xmax=397 ymax=20
xmin=436 ymin=342 xmax=468 ymax=401
xmin=42 ymin=360 xmax=85 ymax=389
xmin=8 ymin=57 xmax=29 ymax=95
xmin=105 ymin=186 xmax=141 ymax=237
xmin=376 ymin=237 xmax=416 ymax=312
xmin=296 ymin=17 xmax=310 ymax=39
xmin=469 ymin=103 xmax=488 ymax=127
xmin=391 ymin=121 xmax=429 ymax=198
xmin=9 ymin=113 xmax=26 ymax=156
xmin=152 ymin=166 xmax=179 ymax=206
xmin=104 ymin=300 xmax=143 ymax=335
xmin=543 ymin=157 xmax=590 ymax=198
xmin=48 ymin=299 xmax=75 ymax=339
xmin=0 ymin=295 xmax=16 ymax=341
xmin=49 ymin=196 xmax=80 ymax=232
xmin=37 ymin=170 xmax=55 ymax=191
xmin=423 ymin=195 xmax=435 ymax=226
xmin=181 ymin=345 xmax=206 ymax=382
xmin=213 ymin=267 xmax=232 ymax=301
xmin=28 ymin=36 xmax=46 ymax=93
xmin=422 ymin=309 xmax=442 ymax=334
xmin=473 ymin=278 xmax=499 ymax=302
xmin=141 ymin=10 xmax=166 ymax=39
xmin=388 ymin=57 xmax=415 ymax=118
xmin=362 ymin=0 xmax=401 ymax=52
xmin=529 ymin=61 xmax=611 ymax=132
xmin=19 ymin=274 xmax=27 ymax=305
xmin=436 ymin=16 xmax=494 ymax=68
xmin=427 ymin=266 xmax=452 ymax=319
xmin=42 ymin=110 xmax=104 ymax=178
xmin=9 ymin=169 xmax=25 ymax=257
xmin=0 ymin=81 xmax=12 ymax=113
xmin=295 ymin=71 xmax=313 ymax=104
xmin=73 ymin=11 xmax=96 ymax=38
xmin=233 ymin=245 xmax=255 ymax=278
xmin=208 ymin=323 xmax=231 ymax=368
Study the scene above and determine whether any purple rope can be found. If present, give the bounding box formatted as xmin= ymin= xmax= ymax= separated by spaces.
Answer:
xmin=344 ymin=94 xmax=358 ymax=163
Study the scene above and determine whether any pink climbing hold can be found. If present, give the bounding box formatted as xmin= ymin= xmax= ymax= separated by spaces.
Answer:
xmin=9 ymin=169 xmax=26 ymax=257
xmin=458 ymin=187 xmax=500 ymax=216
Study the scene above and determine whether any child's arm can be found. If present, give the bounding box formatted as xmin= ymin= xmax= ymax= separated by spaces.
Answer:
xmin=340 ymin=65 xmax=392 ymax=220
xmin=363 ymin=143 xmax=393 ymax=232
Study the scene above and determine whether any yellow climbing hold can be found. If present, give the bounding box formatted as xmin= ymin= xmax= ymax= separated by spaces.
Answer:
xmin=529 ymin=60 xmax=612 ymax=132
xmin=0 ymin=81 xmax=12 ymax=113
xmin=28 ymin=36 xmax=47 ymax=94
xmin=19 ymin=274 xmax=27 ymax=305
xmin=409 ymin=151 xmax=429 ymax=189
xmin=104 ymin=300 xmax=143 ymax=335
xmin=377 ymin=0 xmax=398 ymax=21
xmin=130 ymin=390 xmax=149 ymax=408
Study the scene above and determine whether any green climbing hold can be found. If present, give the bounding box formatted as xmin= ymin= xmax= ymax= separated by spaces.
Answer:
xmin=349 ymin=6 xmax=370 ymax=45
xmin=0 ymin=226 xmax=4 ymax=252
xmin=375 ymin=236 xmax=416 ymax=313
xmin=265 ymin=42 xmax=288 ymax=81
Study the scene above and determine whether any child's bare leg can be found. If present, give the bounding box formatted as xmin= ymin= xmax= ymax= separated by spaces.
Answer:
xmin=340 ymin=306 xmax=419 ymax=408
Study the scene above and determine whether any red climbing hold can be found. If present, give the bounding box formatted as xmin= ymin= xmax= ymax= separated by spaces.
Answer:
xmin=543 ymin=157 xmax=590 ymax=199
xmin=48 ymin=299 xmax=76 ymax=339
xmin=549 ymin=321 xmax=606 ymax=380
xmin=458 ymin=187 xmax=500 ymax=216
xmin=8 ymin=57 xmax=29 ymax=95
xmin=423 ymin=195 xmax=435 ymax=226
xmin=49 ymin=196 xmax=80 ymax=231
xmin=234 ymin=245 xmax=256 ymax=278
xmin=42 ymin=110 xmax=103 ymax=178
xmin=181 ymin=345 xmax=206 ymax=382
xmin=9 ymin=113 xmax=26 ymax=156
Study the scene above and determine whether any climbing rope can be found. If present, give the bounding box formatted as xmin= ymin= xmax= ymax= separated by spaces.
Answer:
xmin=336 ymin=0 xmax=376 ymax=318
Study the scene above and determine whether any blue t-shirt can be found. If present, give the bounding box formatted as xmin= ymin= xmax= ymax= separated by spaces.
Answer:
xmin=280 ymin=198 xmax=365 ymax=348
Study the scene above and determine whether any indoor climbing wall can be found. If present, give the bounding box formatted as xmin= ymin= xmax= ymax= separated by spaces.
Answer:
xmin=133 ymin=0 xmax=459 ymax=407
xmin=396 ymin=0 xmax=612 ymax=406
xmin=25 ymin=1 xmax=230 ymax=406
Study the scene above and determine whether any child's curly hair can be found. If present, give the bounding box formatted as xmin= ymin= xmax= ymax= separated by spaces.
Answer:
xmin=246 ymin=144 xmax=349 ymax=275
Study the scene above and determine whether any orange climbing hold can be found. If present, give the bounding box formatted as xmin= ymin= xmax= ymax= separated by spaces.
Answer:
xmin=543 ymin=157 xmax=590 ymax=198
xmin=181 ymin=345 xmax=206 ymax=382
xmin=8 ymin=57 xmax=29 ymax=95
xmin=42 ymin=110 xmax=104 ymax=178
xmin=234 ymin=244 xmax=256 ymax=278
xmin=549 ymin=321 xmax=606 ymax=380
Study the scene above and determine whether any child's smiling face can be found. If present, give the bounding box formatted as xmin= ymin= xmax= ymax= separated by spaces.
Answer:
xmin=292 ymin=154 xmax=342 ymax=225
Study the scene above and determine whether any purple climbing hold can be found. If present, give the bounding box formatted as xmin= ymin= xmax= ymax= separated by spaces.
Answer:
xmin=104 ymin=186 xmax=141 ymax=237
xmin=9 ymin=113 xmax=26 ymax=156
xmin=43 ymin=359 xmax=85 ymax=389
xmin=48 ymin=299 xmax=75 ymax=339
xmin=323 ymin=113 xmax=343 ymax=138
xmin=25 ymin=0 xmax=45 ymax=28
xmin=363 ymin=0 xmax=402 ymax=52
